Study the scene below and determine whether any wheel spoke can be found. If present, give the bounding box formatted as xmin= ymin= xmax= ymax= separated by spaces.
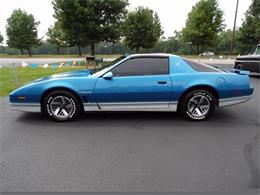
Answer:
xmin=200 ymin=105 xmax=209 ymax=109
xmin=189 ymin=105 xmax=196 ymax=113
xmin=190 ymin=99 xmax=197 ymax=105
xmin=61 ymin=109 xmax=69 ymax=116
xmin=54 ymin=107 xmax=61 ymax=115
xmin=61 ymin=96 xmax=66 ymax=104
xmin=199 ymin=96 xmax=205 ymax=104
xmin=195 ymin=107 xmax=202 ymax=116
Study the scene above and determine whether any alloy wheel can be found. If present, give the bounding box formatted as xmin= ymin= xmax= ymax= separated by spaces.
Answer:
xmin=49 ymin=95 xmax=75 ymax=119
xmin=187 ymin=94 xmax=210 ymax=118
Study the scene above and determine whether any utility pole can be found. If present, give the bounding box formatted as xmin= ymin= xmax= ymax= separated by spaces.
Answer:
xmin=187 ymin=42 xmax=192 ymax=55
xmin=230 ymin=0 xmax=239 ymax=55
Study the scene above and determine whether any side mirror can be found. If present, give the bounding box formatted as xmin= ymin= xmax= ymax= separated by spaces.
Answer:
xmin=103 ymin=71 xmax=113 ymax=80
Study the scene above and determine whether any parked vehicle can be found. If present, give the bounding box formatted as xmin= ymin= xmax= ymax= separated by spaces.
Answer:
xmin=9 ymin=54 xmax=254 ymax=121
xmin=235 ymin=44 xmax=260 ymax=73
xmin=201 ymin=51 xmax=215 ymax=56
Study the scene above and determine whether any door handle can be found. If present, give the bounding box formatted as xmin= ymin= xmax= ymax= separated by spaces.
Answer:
xmin=157 ymin=81 xmax=167 ymax=84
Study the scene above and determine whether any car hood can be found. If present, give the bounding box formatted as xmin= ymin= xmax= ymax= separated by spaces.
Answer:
xmin=10 ymin=69 xmax=94 ymax=96
xmin=33 ymin=69 xmax=92 ymax=83
xmin=50 ymin=69 xmax=92 ymax=78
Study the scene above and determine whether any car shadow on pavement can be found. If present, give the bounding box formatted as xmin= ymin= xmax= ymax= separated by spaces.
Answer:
xmin=15 ymin=108 xmax=244 ymax=128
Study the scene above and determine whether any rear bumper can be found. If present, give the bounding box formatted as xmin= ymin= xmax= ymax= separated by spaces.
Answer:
xmin=9 ymin=103 xmax=41 ymax=113
xmin=218 ymin=95 xmax=252 ymax=107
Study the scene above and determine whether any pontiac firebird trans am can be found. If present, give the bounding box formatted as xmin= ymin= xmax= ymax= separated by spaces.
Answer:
xmin=9 ymin=54 xmax=254 ymax=122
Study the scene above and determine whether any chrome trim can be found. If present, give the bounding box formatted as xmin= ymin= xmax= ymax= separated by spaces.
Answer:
xmin=99 ymin=102 xmax=169 ymax=110
xmin=84 ymin=101 xmax=178 ymax=112
xmin=9 ymin=103 xmax=41 ymax=112
xmin=169 ymin=102 xmax=178 ymax=111
xmin=9 ymin=95 xmax=253 ymax=114
xmin=219 ymin=95 xmax=252 ymax=107
xmin=236 ymin=60 xmax=260 ymax=63
xmin=83 ymin=103 xmax=100 ymax=111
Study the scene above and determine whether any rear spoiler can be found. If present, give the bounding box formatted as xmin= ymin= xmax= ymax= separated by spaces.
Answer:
xmin=228 ymin=69 xmax=250 ymax=75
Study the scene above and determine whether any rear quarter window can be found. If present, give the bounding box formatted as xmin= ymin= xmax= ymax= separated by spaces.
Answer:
xmin=183 ymin=59 xmax=222 ymax=72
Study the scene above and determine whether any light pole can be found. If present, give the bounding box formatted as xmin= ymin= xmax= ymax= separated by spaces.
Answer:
xmin=230 ymin=0 xmax=239 ymax=55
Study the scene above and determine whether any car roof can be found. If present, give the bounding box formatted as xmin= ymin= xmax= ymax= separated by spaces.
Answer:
xmin=128 ymin=53 xmax=179 ymax=58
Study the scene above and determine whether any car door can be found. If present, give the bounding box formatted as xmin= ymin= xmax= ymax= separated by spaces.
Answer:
xmin=93 ymin=57 xmax=172 ymax=110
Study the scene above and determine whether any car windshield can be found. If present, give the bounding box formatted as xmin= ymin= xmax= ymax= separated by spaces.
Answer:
xmin=91 ymin=55 xmax=127 ymax=75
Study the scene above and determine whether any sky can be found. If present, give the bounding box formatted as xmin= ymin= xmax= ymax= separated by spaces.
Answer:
xmin=0 ymin=0 xmax=252 ymax=44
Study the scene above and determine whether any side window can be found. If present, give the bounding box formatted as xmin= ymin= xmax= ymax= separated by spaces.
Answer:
xmin=255 ymin=45 xmax=260 ymax=55
xmin=111 ymin=57 xmax=169 ymax=77
xmin=183 ymin=59 xmax=222 ymax=72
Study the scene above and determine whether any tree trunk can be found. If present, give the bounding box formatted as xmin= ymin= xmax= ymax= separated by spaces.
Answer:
xmin=90 ymin=43 xmax=95 ymax=56
xmin=196 ymin=45 xmax=200 ymax=55
xmin=78 ymin=46 xmax=82 ymax=56
xmin=136 ymin=47 xmax=139 ymax=53
xmin=21 ymin=49 xmax=24 ymax=55
xmin=57 ymin=47 xmax=60 ymax=54
xmin=28 ymin=49 xmax=32 ymax=57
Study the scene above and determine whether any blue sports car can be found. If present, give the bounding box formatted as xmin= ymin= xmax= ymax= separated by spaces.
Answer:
xmin=9 ymin=54 xmax=254 ymax=121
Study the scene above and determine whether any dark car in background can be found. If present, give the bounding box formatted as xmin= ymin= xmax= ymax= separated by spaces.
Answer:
xmin=235 ymin=44 xmax=260 ymax=73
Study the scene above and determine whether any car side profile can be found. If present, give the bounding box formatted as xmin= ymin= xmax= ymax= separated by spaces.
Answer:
xmin=200 ymin=51 xmax=215 ymax=56
xmin=9 ymin=54 xmax=254 ymax=121
xmin=235 ymin=44 xmax=260 ymax=73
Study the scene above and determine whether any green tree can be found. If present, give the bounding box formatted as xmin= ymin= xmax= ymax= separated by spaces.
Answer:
xmin=238 ymin=0 xmax=260 ymax=54
xmin=148 ymin=31 xmax=183 ymax=54
xmin=47 ymin=21 xmax=66 ymax=53
xmin=6 ymin=9 xmax=40 ymax=56
xmin=0 ymin=32 xmax=3 ymax=44
xmin=182 ymin=0 xmax=224 ymax=54
xmin=123 ymin=6 xmax=163 ymax=53
xmin=53 ymin=0 xmax=128 ymax=56
xmin=215 ymin=29 xmax=241 ymax=55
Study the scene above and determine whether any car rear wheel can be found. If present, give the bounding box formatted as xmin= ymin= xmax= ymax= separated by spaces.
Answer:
xmin=43 ymin=90 xmax=82 ymax=122
xmin=179 ymin=90 xmax=215 ymax=121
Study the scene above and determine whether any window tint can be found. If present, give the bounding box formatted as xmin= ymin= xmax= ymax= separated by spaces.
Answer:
xmin=183 ymin=59 xmax=222 ymax=72
xmin=112 ymin=57 xmax=169 ymax=77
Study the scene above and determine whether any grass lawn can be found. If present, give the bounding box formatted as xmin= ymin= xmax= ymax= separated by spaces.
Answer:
xmin=0 ymin=66 xmax=87 ymax=96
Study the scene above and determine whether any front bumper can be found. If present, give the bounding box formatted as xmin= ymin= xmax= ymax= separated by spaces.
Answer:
xmin=9 ymin=103 xmax=41 ymax=113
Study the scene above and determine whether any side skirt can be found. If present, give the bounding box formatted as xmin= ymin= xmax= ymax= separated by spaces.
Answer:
xmin=83 ymin=102 xmax=178 ymax=112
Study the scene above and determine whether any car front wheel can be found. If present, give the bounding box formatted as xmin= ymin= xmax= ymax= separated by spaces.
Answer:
xmin=179 ymin=90 xmax=215 ymax=121
xmin=43 ymin=90 xmax=82 ymax=122
xmin=235 ymin=63 xmax=242 ymax=69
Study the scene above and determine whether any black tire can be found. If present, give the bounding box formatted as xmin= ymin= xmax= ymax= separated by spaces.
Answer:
xmin=42 ymin=90 xmax=82 ymax=122
xmin=235 ymin=63 xmax=242 ymax=70
xmin=179 ymin=90 xmax=216 ymax=121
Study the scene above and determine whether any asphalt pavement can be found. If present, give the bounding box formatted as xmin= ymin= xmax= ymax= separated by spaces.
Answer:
xmin=0 ymin=77 xmax=259 ymax=192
